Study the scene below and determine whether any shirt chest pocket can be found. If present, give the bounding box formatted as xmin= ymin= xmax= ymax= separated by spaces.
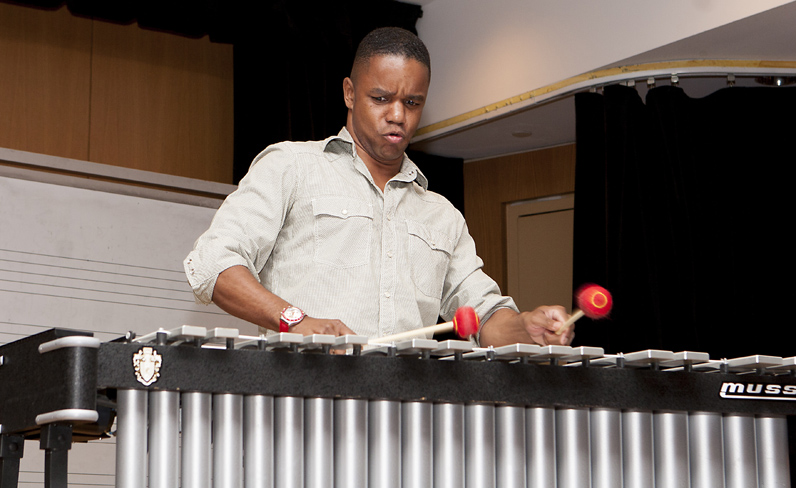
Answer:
xmin=312 ymin=197 xmax=373 ymax=268
xmin=406 ymin=220 xmax=455 ymax=298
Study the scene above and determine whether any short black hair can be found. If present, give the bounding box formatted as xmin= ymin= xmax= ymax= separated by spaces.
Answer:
xmin=352 ymin=27 xmax=430 ymax=78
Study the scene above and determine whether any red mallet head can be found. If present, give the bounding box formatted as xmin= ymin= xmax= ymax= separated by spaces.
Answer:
xmin=452 ymin=306 xmax=480 ymax=338
xmin=575 ymin=284 xmax=613 ymax=319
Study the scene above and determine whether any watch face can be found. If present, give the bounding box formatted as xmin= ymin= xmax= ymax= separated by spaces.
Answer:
xmin=284 ymin=307 xmax=303 ymax=321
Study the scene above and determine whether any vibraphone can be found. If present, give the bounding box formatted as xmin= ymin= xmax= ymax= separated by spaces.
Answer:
xmin=1 ymin=327 xmax=794 ymax=488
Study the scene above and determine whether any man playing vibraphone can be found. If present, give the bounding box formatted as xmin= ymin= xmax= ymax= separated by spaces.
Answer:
xmin=184 ymin=27 xmax=574 ymax=348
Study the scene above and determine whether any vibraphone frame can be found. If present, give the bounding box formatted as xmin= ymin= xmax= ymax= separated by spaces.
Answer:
xmin=1 ymin=327 xmax=795 ymax=488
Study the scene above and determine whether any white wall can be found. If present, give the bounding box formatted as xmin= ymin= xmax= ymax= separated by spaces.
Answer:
xmin=416 ymin=0 xmax=795 ymax=127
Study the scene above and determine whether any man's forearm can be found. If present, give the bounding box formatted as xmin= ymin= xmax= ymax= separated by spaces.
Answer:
xmin=478 ymin=308 xmax=530 ymax=347
xmin=212 ymin=265 xmax=288 ymax=331
xmin=211 ymin=265 xmax=357 ymax=337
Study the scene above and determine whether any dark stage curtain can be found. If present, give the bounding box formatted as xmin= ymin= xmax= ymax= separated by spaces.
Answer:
xmin=573 ymin=84 xmax=794 ymax=359
xmin=232 ymin=1 xmax=424 ymax=183
xmin=407 ymin=150 xmax=464 ymax=213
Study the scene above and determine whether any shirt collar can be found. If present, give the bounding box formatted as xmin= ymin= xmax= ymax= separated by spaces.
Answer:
xmin=324 ymin=127 xmax=429 ymax=191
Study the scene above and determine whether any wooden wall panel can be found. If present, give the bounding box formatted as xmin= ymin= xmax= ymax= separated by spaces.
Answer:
xmin=0 ymin=4 xmax=92 ymax=160
xmin=463 ymin=144 xmax=576 ymax=291
xmin=89 ymin=21 xmax=234 ymax=183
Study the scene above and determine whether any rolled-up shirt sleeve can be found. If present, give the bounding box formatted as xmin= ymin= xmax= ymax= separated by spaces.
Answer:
xmin=184 ymin=143 xmax=298 ymax=304
xmin=438 ymin=215 xmax=519 ymax=342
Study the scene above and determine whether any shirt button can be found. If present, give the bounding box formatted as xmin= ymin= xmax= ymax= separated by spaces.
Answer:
xmin=342 ymin=209 xmax=348 ymax=215
xmin=384 ymin=292 xmax=391 ymax=298
xmin=387 ymin=251 xmax=394 ymax=258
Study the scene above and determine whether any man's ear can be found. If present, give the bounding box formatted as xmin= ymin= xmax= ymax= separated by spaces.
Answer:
xmin=343 ymin=77 xmax=355 ymax=110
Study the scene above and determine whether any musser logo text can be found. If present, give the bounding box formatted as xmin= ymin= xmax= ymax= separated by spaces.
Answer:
xmin=720 ymin=382 xmax=796 ymax=401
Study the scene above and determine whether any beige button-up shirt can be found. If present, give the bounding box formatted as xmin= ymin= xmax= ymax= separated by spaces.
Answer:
xmin=185 ymin=128 xmax=517 ymax=339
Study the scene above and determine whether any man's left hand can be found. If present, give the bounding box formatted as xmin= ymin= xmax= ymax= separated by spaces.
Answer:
xmin=517 ymin=305 xmax=573 ymax=346
xmin=479 ymin=306 xmax=574 ymax=348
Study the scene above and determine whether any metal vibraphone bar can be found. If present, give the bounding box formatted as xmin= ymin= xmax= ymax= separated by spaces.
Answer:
xmin=1 ymin=327 xmax=795 ymax=488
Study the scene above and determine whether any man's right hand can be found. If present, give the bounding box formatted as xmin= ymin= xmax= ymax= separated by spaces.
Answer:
xmin=291 ymin=317 xmax=357 ymax=336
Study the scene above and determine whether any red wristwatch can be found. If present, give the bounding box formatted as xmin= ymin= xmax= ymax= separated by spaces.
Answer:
xmin=279 ymin=305 xmax=306 ymax=332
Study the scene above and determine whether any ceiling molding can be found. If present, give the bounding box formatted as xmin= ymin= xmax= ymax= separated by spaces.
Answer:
xmin=413 ymin=59 xmax=796 ymax=144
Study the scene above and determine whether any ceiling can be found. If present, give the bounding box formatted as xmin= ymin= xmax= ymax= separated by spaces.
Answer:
xmin=409 ymin=2 xmax=796 ymax=161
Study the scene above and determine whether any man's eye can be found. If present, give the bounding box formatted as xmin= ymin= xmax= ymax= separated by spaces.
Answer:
xmin=406 ymin=100 xmax=421 ymax=107
xmin=372 ymin=96 xmax=388 ymax=103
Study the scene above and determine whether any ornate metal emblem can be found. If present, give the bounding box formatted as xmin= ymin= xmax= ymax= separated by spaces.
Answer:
xmin=132 ymin=347 xmax=162 ymax=386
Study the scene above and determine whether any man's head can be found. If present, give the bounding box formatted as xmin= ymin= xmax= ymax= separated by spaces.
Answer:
xmin=344 ymin=28 xmax=431 ymax=173
xmin=350 ymin=27 xmax=430 ymax=82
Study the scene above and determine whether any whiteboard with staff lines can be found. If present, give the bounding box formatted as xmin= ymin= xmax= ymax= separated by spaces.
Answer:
xmin=0 ymin=174 xmax=258 ymax=346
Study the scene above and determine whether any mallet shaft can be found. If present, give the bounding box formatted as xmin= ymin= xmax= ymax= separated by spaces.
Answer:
xmin=556 ymin=309 xmax=583 ymax=336
xmin=369 ymin=321 xmax=453 ymax=344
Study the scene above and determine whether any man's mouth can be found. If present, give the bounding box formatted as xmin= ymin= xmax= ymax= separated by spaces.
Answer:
xmin=385 ymin=132 xmax=405 ymax=144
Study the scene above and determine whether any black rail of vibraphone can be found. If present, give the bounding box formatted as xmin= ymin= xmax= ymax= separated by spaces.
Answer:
xmin=2 ymin=328 xmax=796 ymax=487
xmin=96 ymin=342 xmax=796 ymax=417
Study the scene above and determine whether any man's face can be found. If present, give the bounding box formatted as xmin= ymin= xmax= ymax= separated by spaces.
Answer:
xmin=344 ymin=54 xmax=430 ymax=169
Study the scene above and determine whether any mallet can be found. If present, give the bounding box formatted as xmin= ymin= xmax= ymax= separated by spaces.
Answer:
xmin=556 ymin=283 xmax=613 ymax=336
xmin=369 ymin=306 xmax=480 ymax=344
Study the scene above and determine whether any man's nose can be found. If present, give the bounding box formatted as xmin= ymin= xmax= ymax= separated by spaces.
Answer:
xmin=387 ymin=101 xmax=405 ymax=124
